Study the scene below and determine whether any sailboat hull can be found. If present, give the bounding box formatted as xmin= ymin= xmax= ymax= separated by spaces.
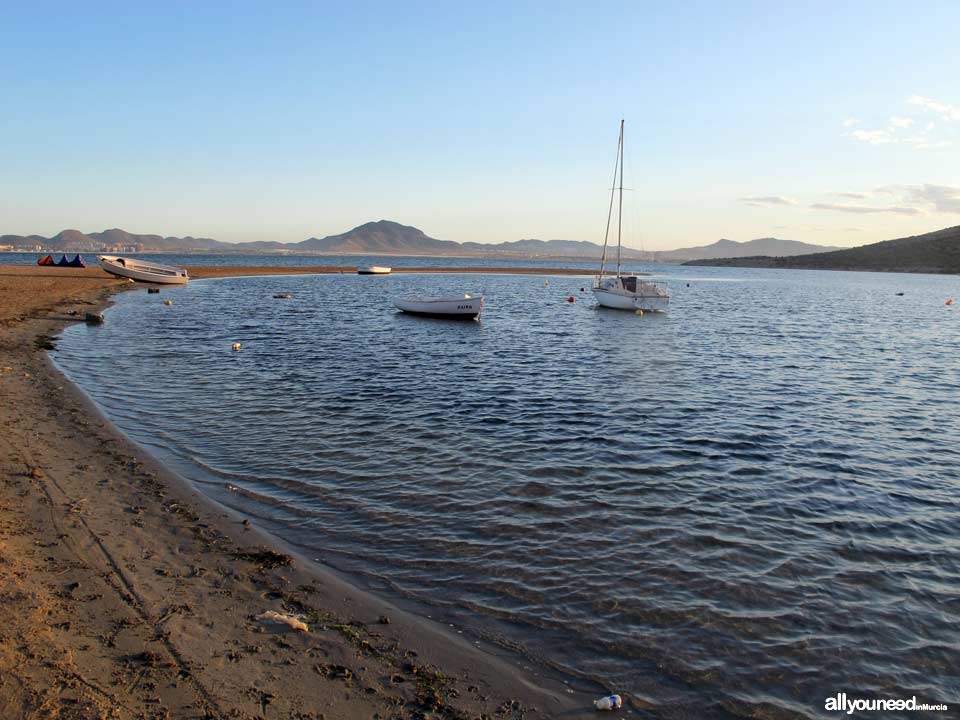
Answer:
xmin=593 ymin=276 xmax=669 ymax=312
xmin=593 ymin=289 xmax=636 ymax=310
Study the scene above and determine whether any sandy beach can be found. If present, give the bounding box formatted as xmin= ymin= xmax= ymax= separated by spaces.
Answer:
xmin=0 ymin=265 xmax=606 ymax=720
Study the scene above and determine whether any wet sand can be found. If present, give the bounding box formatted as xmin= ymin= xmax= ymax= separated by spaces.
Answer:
xmin=0 ymin=265 xmax=607 ymax=719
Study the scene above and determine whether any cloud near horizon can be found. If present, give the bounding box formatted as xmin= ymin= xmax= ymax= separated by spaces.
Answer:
xmin=739 ymin=196 xmax=798 ymax=207
xmin=810 ymin=203 xmax=924 ymax=216
xmin=901 ymin=184 xmax=960 ymax=213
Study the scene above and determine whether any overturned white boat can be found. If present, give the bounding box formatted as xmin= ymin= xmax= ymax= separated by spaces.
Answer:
xmin=99 ymin=255 xmax=189 ymax=284
xmin=358 ymin=266 xmax=392 ymax=275
xmin=394 ymin=293 xmax=484 ymax=320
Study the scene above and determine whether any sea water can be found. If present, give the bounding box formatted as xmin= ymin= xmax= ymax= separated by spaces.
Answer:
xmin=53 ymin=265 xmax=960 ymax=719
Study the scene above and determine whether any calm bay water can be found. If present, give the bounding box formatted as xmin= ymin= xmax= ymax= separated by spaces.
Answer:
xmin=53 ymin=265 xmax=959 ymax=718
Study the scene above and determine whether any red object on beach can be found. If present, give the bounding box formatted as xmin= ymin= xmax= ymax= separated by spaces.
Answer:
xmin=37 ymin=254 xmax=55 ymax=266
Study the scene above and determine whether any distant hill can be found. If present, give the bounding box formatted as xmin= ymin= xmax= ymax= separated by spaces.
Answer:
xmin=0 ymin=220 xmax=644 ymax=258
xmin=0 ymin=221 xmax=842 ymax=261
xmin=298 ymin=220 xmax=462 ymax=254
xmin=650 ymin=237 xmax=839 ymax=263
xmin=683 ymin=225 xmax=960 ymax=274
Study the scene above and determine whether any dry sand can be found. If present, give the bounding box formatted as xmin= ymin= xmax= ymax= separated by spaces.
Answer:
xmin=0 ymin=264 xmax=612 ymax=720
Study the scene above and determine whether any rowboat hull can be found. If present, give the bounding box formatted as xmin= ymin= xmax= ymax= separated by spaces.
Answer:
xmin=99 ymin=256 xmax=189 ymax=284
xmin=394 ymin=295 xmax=483 ymax=320
xmin=358 ymin=266 xmax=392 ymax=274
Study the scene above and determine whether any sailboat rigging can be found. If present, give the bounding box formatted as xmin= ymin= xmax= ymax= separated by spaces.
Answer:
xmin=593 ymin=119 xmax=669 ymax=312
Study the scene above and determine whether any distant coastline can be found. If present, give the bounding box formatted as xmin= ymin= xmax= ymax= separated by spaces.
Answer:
xmin=1 ymin=218 xmax=839 ymax=263
xmin=683 ymin=224 xmax=960 ymax=275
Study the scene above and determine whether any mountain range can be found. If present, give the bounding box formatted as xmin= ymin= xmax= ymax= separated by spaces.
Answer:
xmin=684 ymin=225 xmax=960 ymax=274
xmin=1 ymin=220 xmax=837 ymax=262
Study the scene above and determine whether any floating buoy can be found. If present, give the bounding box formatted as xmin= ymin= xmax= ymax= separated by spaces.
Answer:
xmin=635 ymin=309 xmax=644 ymax=316
xmin=580 ymin=287 xmax=585 ymax=292
xmin=544 ymin=279 xmax=549 ymax=286
xmin=273 ymin=293 xmax=292 ymax=299
xmin=147 ymin=288 xmax=160 ymax=294
xmin=164 ymin=300 xmax=173 ymax=306
xmin=947 ymin=299 xmax=954 ymax=306
xmin=232 ymin=342 xmax=241 ymax=351
xmin=568 ymin=296 xmax=575 ymax=303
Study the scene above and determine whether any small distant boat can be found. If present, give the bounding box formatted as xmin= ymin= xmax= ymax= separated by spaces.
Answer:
xmin=394 ymin=294 xmax=484 ymax=320
xmin=99 ymin=255 xmax=189 ymax=284
xmin=358 ymin=266 xmax=392 ymax=275
xmin=592 ymin=120 xmax=669 ymax=312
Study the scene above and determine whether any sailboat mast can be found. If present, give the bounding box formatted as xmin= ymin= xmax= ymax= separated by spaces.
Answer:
xmin=598 ymin=122 xmax=622 ymax=279
xmin=616 ymin=118 xmax=624 ymax=277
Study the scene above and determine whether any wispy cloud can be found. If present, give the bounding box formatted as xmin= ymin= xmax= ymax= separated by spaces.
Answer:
xmin=810 ymin=202 xmax=923 ymax=216
xmin=834 ymin=191 xmax=870 ymax=200
xmin=845 ymin=96 xmax=957 ymax=149
xmin=844 ymin=227 xmax=862 ymax=232
xmin=907 ymin=95 xmax=960 ymax=121
xmin=851 ymin=129 xmax=895 ymax=145
xmin=901 ymin=184 xmax=960 ymax=213
xmin=739 ymin=195 xmax=798 ymax=207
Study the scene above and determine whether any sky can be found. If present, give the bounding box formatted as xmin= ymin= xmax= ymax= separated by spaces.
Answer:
xmin=1 ymin=1 xmax=959 ymax=250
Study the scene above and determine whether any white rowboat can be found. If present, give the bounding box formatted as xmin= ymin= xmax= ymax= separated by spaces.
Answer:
xmin=394 ymin=294 xmax=484 ymax=320
xmin=358 ymin=266 xmax=392 ymax=274
xmin=99 ymin=255 xmax=189 ymax=284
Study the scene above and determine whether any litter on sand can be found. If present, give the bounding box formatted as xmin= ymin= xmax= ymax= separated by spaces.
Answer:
xmin=255 ymin=610 xmax=308 ymax=632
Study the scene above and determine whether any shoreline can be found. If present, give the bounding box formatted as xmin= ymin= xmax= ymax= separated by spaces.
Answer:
xmin=0 ymin=265 xmax=609 ymax=719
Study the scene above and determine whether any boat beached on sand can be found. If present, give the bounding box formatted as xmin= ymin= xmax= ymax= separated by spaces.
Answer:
xmin=593 ymin=120 xmax=669 ymax=312
xmin=394 ymin=294 xmax=484 ymax=320
xmin=99 ymin=255 xmax=189 ymax=284
xmin=358 ymin=266 xmax=392 ymax=275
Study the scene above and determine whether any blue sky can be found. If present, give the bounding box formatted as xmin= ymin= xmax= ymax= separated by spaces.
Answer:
xmin=2 ymin=1 xmax=958 ymax=249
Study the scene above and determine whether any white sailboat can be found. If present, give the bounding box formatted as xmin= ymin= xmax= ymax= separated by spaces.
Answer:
xmin=592 ymin=120 xmax=669 ymax=312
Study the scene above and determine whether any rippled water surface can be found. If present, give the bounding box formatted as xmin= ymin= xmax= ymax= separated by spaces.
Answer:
xmin=54 ymin=267 xmax=960 ymax=718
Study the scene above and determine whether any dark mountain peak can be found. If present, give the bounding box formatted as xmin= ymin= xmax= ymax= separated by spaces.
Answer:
xmin=297 ymin=220 xmax=458 ymax=254
xmin=49 ymin=229 xmax=91 ymax=243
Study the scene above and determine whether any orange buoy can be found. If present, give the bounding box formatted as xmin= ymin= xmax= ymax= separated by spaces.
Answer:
xmin=947 ymin=299 xmax=954 ymax=306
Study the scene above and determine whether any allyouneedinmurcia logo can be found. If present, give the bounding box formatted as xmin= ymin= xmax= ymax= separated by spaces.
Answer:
xmin=825 ymin=693 xmax=949 ymax=714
